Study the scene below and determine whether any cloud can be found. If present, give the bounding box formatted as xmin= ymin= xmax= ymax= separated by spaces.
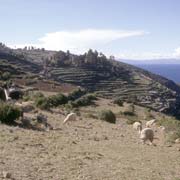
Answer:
xmin=115 ymin=52 xmax=173 ymax=60
xmin=10 ymin=29 xmax=147 ymax=53
xmin=173 ymin=47 xmax=180 ymax=58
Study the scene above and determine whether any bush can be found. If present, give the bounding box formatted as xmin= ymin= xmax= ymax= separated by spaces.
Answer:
xmin=33 ymin=92 xmax=45 ymax=99
xmin=35 ymin=96 xmax=50 ymax=110
xmin=34 ymin=93 xmax=68 ymax=110
xmin=68 ymin=88 xmax=86 ymax=101
xmin=71 ymin=94 xmax=96 ymax=107
xmin=1 ymin=72 xmax=11 ymax=81
xmin=0 ymin=103 xmax=22 ymax=124
xmin=99 ymin=110 xmax=116 ymax=124
xmin=48 ymin=93 xmax=68 ymax=107
xmin=23 ymin=95 xmax=31 ymax=101
xmin=113 ymin=98 xmax=123 ymax=106
xmin=85 ymin=93 xmax=97 ymax=101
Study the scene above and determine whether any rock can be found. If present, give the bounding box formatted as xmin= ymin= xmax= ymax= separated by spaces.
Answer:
xmin=94 ymin=136 xmax=100 ymax=141
xmin=37 ymin=113 xmax=47 ymax=124
xmin=2 ymin=171 xmax=11 ymax=178
xmin=175 ymin=138 xmax=180 ymax=144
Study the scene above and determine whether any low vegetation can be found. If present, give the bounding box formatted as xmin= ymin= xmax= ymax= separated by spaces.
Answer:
xmin=123 ymin=103 xmax=135 ymax=116
xmin=99 ymin=110 xmax=116 ymax=124
xmin=0 ymin=72 xmax=11 ymax=81
xmin=31 ymin=89 xmax=97 ymax=110
xmin=70 ymin=94 xmax=97 ymax=108
xmin=68 ymin=88 xmax=86 ymax=101
xmin=113 ymin=98 xmax=123 ymax=106
xmin=157 ymin=117 xmax=180 ymax=143
xmin=144 ymin=108 xmax=155 ymax=120
xmin=0 ymin=102 xmax=22 ymax=124
xmin=35 ymin=96 xmax=50 ymax=110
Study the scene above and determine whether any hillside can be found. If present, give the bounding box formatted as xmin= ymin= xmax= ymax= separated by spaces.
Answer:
xmin=0 ymin=44 xmax=41 ymax=75
xmin=0 ymin=98 xmax=180 ymax=180
xmin=0 ymin=45 xmax=180 ymax=117
xmin=0 ymin=45 xmax=180 ymax=179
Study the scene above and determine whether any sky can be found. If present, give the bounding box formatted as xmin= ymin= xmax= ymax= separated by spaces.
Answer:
xmin=1 ymin=0 xmax=180 ymax=60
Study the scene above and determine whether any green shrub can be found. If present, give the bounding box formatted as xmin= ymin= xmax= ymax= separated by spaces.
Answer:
xmin=35 ymin=96 xmax=50 ymax=110
xmin=113 ymin=98 xmax=123 ymax=106
xmin=48 ymin=93 xmax=68 ymax=107
xmin=85 ymin=93 xmax=97 ymax=101
xmin=71 ymin=94 xmax=96 ymax=107
xmin=99 ymin=110 xmax=116 ymax=124
xmin=68 ymin=88 xmax=86 ymax=101
xmin=0 ymin=103 xmax=22 ymax=124
xmin=33 ymin=92 xmax=45 ymax=99
xmin=23 ymin=95 xmax=31 ymax=101
xmin=1 ymin=72 xmax=11 ymax=80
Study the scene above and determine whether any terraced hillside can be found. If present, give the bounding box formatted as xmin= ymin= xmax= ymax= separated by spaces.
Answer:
xmin=0 ymin=52 xmax=41 ymax=75
xmin=0 ymin=46 xmax=180 ymax=117
xmin=49 ymin=62 xmax=180 ymax=116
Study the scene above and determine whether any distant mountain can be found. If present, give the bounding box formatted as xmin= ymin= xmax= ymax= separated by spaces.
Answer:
xmin=120 ymin=59 xmax=180 ymax=65
xmin=0 ymin=44 xmax=180 ymax=117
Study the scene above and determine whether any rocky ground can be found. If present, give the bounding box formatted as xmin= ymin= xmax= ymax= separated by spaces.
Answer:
xmin=0 ymin=99 xmax=180 ymax=180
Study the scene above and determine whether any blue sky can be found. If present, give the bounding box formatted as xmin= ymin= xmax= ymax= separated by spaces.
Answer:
xmin=1 ymin=0 xmax=180 ymax=60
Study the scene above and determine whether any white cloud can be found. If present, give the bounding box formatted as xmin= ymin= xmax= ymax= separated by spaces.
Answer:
xmin=115 ymin=52 xmax=173 ymax=60
xmin=173 ymin=47 xmax=180 ymax=58
xmin=9 ymin=29 xmax=147 ymax=53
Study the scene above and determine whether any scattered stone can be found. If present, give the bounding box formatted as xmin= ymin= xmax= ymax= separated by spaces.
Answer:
xmin=103 ymin=135 xmax=109 ymax=140
xmin=2 ymin=171 xmax=11 ymax=179
xmin=94 ymin=136 xmax=100 ymax=141
xmin=9 ymin=129 xmax=14 ymax=133
xmin=72 ymin=141 xmax=77 ymax=144
xmin=37 ymin=113 xmax=47 ymax=124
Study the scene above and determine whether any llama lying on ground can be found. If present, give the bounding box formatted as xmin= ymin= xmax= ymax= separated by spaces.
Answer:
xmin=63 ymin=113 xmax=76 ymax=124
xmin=133 ymin=122 xmax=142 ymax=133
xmin=140 ymin=128 xmax=154 ymax=145
xmin=146 ymin=119 xmax=157 ymax=128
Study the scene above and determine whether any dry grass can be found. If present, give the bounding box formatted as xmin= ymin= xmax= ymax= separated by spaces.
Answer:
xmin=0 ymin=98 xmax=180 ymax=180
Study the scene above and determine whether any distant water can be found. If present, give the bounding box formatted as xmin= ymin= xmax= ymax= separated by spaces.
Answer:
xmin=136 ymin=64 xmax=180 ymax=83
